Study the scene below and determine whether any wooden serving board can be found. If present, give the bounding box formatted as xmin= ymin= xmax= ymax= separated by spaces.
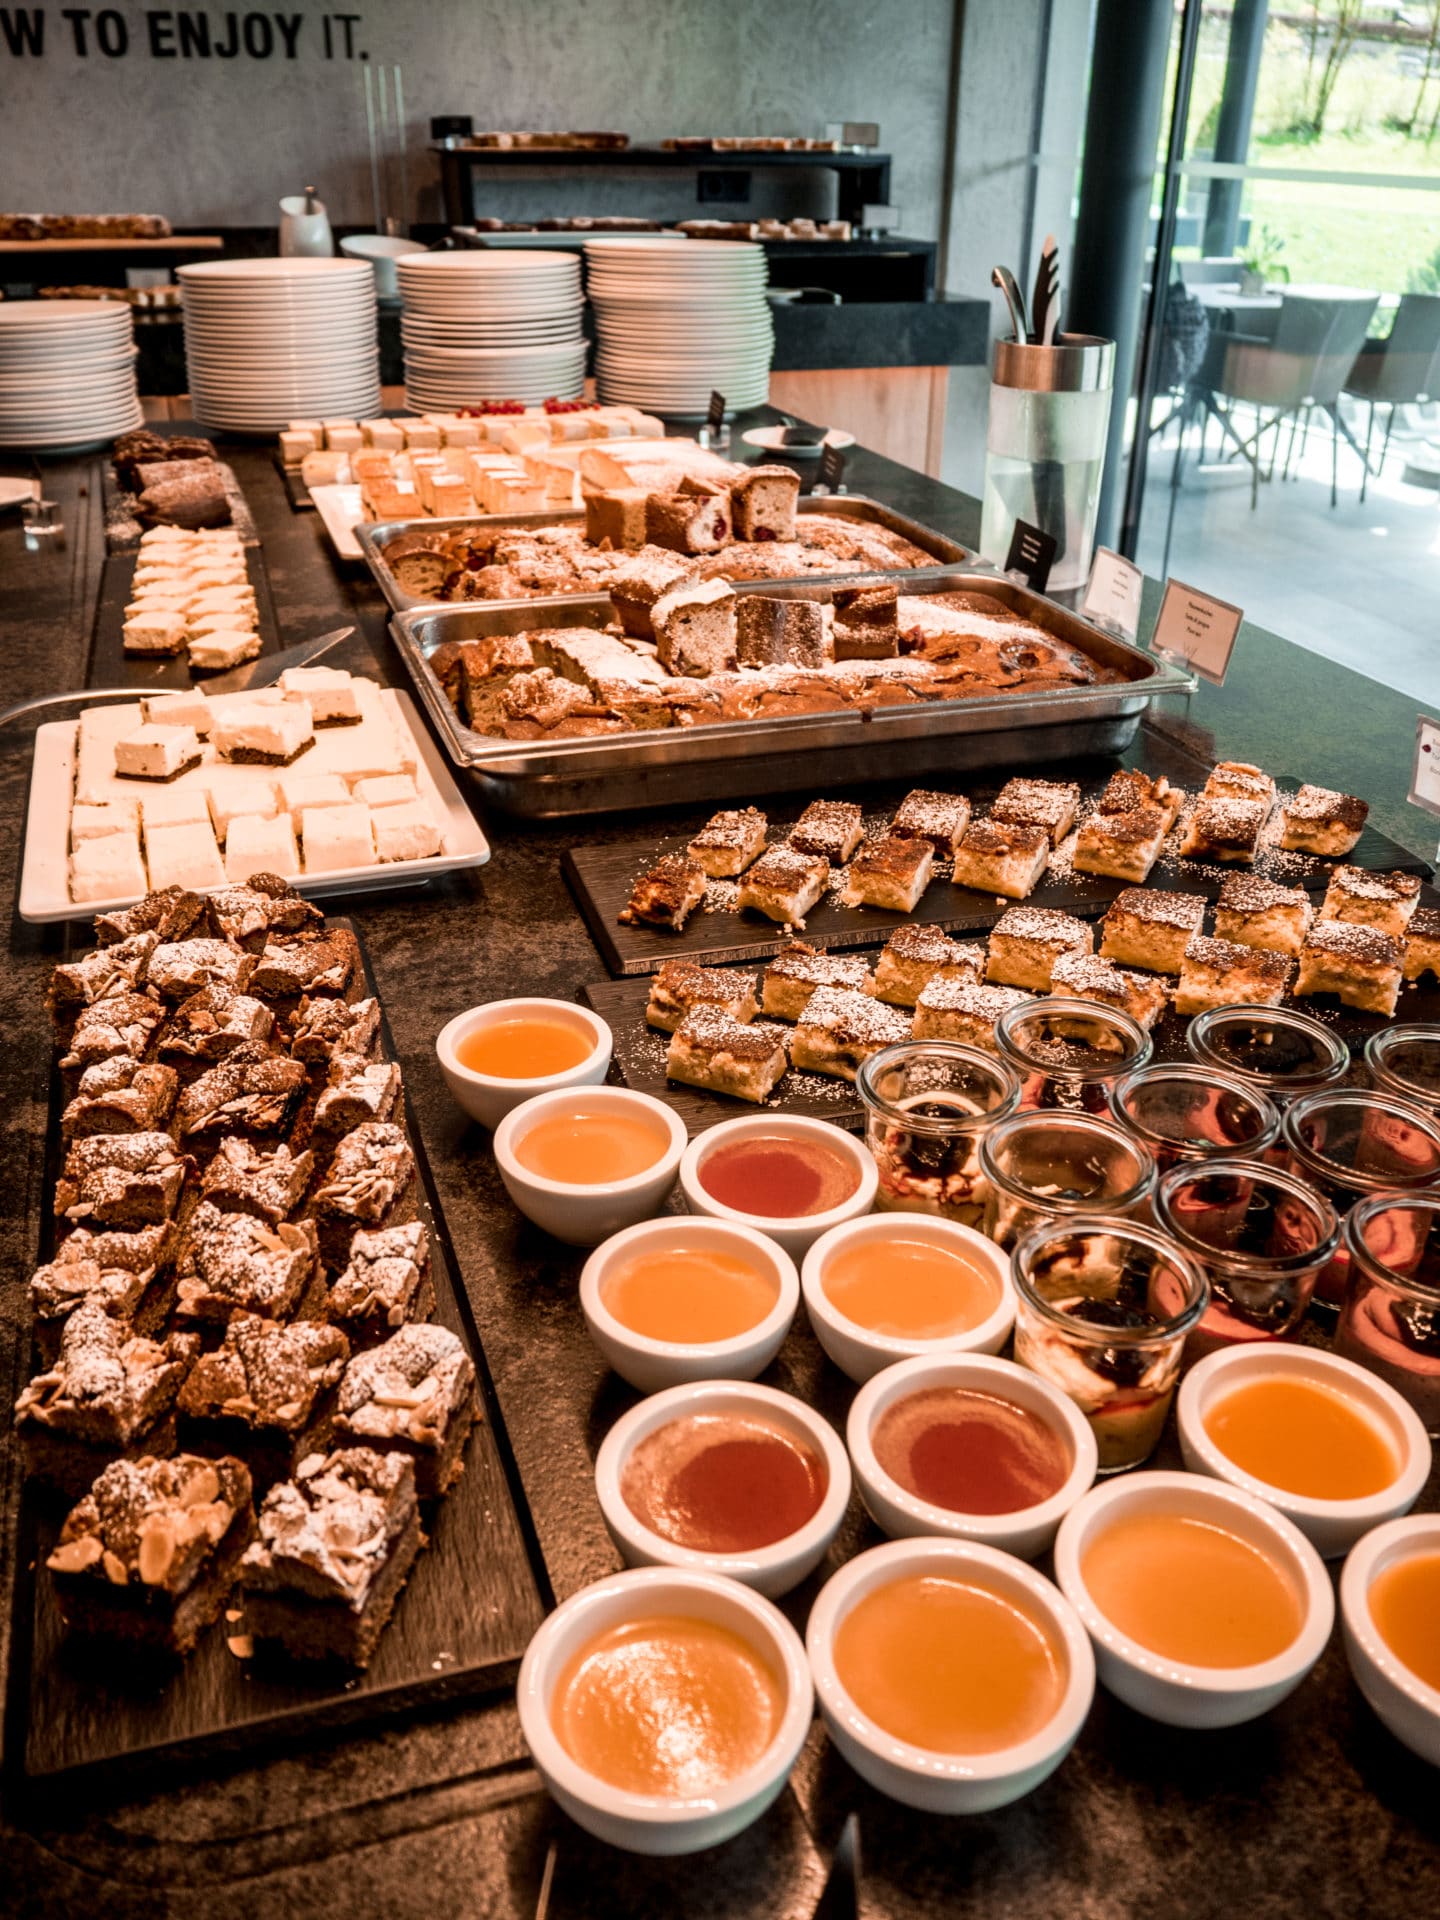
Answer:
xmin=566 ymin=754 xmax=1431 ymax=979
xmin=7 ymin=919 xmax=550 ymax=1788
xmin=87 ymin=543 xmax=282 ymax=694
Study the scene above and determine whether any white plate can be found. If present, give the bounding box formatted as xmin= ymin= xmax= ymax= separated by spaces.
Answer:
xmin=309 ymin=483 xmax=368 ymax=559
xmin=742 ymin=425 xmax=855 ymax=456
xmin=20 ymin=687 xmax=489 ymax=924
xmin=397 ymin=250 xmax=579 ymax=273
xmin=179 ymin=257 xmax=372 ymax=281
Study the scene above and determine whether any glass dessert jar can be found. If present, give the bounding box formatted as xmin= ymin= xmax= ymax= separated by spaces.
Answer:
xmin=995 ymin=997 xmax=1153 ymax=1116
xmin=1364 ymin=1025 xmax=1440 ymax=1115
xmin=857 ymin=1042 xmax=1021 ymax=1228
xmin=979 ymin=1111 xmax=1156 ymax=1253
xmin=1335 ymin=1192 xmax=1440 ymax=1436
xmin=1010 ymin=1213 xmax=1209 ymax=1471
xmin=1185 ymin=1003 xmax=1350 ymax=1107
xmin=1108 ymin=1063 xmax=1281 ymax=1174
xmin=1154 ymin=1158 xmax=1340 ymax=1351
xmin=1282 ymin=1089 xmax=1440 ymax=1309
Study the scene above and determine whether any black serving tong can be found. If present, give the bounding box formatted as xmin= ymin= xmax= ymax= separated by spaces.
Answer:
xmin=810 ymin=1813 xmax=862 ymax=1920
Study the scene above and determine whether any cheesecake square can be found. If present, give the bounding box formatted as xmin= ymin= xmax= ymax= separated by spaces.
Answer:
xmin=1179 ymin=797 xmax=1267 ymax=864
xmin=789 ymin=799 xmax=864 ymax=864
xmin=301 ymin=803 xmax=376 ymax=874
xmin=70 ymin=834 xmax=149 ymax=905
xmin=331 ymin=1323 xmax=478 ymax=1499
xmin=912 ymin=977 xmax=1033 ymax=1051
xmin=1174 ymin=934 xmax=1293 ymax=1017
xmin=145 ymin=821 xmax=227 ymax=893
xmin=1214 ymin=874 xmax=1315 ymax=956
xmin=951 ymin=820 xmax=1050 ymax=900
xmin=226 ymin=814 xmax=301 ymax=883
xmin=736 ymin=846 xmax=829 ymax=926
xmin=122 ymin=610 xmax=188 ymax=657
xmin=1278 ymin=784 xmax=1369 ymax=858
xmin=790 ymin=986 xmax=912 ymax=1081
xmin=990 ymin=778 xmax=1080 ymax=846
xmin=618 ymin=853 xmax=708 ymax=932
xmin=985 ymin=907 xmax=1094 ymax=991
xmin=870 ymin=925 xmax=985 ymax=1008
xmin=687 ymin=807 xmax=768 ymax=877
xmin=839 ymin=834 xmax=934 ymax=912
xmin=188 ymin=630 xmax=261 ymax=673
xmin=1049 ymin=952 xmax=1169 ymax=1030
xmin=645 ymin=960 xmax=758 ymax=1033
xmin=1403 ymin=906 xmax=1440 ymax=984
xmin=1098 ymin=887 xmax=1206 ymax=975
xmin=1318 ymin=866 xmax=1421 ymax=939
xmin=666 ymin=1007 xmax=789 ymax=1103
xmin=890 ymin=789 xmax=971 ymax=859
xmin=372 ymin=801 xmax=443 ymax=865
xmin=70 ymin=801 xmax=142 ymax=845
xmin=212 ymin=703 xmax=315 ymax=768
xmin=326 ymin=1222 xmax=434 ymax=1350
xmin=1072 ymin=804 xmax=1171 ymax=884
xmin=1295 ymin=919 xmax=1405 ymax=1016
xmin=277 ymin=668 xmax=362 ymax=727
xmin=114 ymin=724 xmax=203 ymax=782
xmin=141 ymin=789 xmax=211 ymax=835
xmin=762 ymin=943 xmax=875 ymax=1021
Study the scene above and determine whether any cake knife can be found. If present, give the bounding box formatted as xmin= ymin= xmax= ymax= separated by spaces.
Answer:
xmin=809 ymin=1813 xmax=862 ymax=1920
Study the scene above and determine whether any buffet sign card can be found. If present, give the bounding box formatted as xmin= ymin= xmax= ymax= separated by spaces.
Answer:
xmin=1004 ymin=519 xmax=1057 ymax=595
xmin=1082 ymin=547 xmax=1143 ymax=643
xmin=1150 ymin=578 xmax=1244 ymax=687
xmin=1408 ymin=715 xmax=1440 ymax=818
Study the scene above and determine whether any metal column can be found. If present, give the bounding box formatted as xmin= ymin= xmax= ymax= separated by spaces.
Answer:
xmin=1202 ymin=0 xmax=1270 ymax=260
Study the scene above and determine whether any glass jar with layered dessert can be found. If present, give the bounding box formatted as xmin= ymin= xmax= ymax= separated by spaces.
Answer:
xmin=979 ymin=1110 xmax=1156 ymax=1253
xmin=1109 ymin=1064 xmax=1281 ymax=1174
xmin=1335 ymin=1193 xmax=1440 ymax=1436
xmin=1011 ymin=1214 xmax=1209 ymax=1471
xmin=857 ymin=1041 xmax=1020 ymax=1227
xmin=995 ymin=998 xmax=1153 ymax=1117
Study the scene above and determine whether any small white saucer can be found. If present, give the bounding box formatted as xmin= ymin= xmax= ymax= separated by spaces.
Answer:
xmin=742 ymin=425 xmax=855 ymax=457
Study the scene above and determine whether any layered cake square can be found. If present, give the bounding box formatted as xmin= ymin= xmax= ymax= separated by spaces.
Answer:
xmin=1204 ymin=762 xmax=1275 ymax=806
xmin=1213 ymin=874 xmax=1315 ymax=956
xmin=839 ymin=834 xmax=934 ymax=912
xmin=618 ymin=854 xmax=707 ymax=933
xmin=789 ymin=800 xmax=864 ymax=864
xmin=1179 ymin=797 xmax=1267 ymax=865
xmin=666 ymin=1008 xmax=789 ymax=1103
xmin=870 ymin=925 xmax=985 ymax=1008
xmin=1295 ymin=919 xmax=1405 ymax=1016
xmin=1404 ymin=907 xmax=1440 ymax=985
xmin=687 ymin=807 xmax=767 ymax=877
xmin=1278 ymin=784 xmax=1369 ymax=858
xmin=645 ymin=960 xmax=758 ymax=1033
xmin=790 ymin=986 xmax=912 ymax=1081
xmin=762 ymin=944 xmax=874 ymax=1021
xmin=1071 ymin=804 xmax=1171 ymax=884
xmin=1174 ymin=935 xmax=1294 ymax=1016
xmin=985 ymin=907 xmax=1094 ymax=991
xmin=1318 ymin=866 xmax=1421 ymax=939
xmin=1048 ymin=952 xmax=1169 ymax=1030
xmin=912 ymin=978 xmax=1033 ymax=1050
xmin=736 ymin=846 xmax=829 ymax=926
xmin=990 ymin=778 xmax=1080 ymax=846
xmin=950 ymin=820 xmax=1050 ymax=899
xmin=1098 ymin=888 xmax=1206 ymax=975
xmin=889 ymin=789 xmax=971 ymax=859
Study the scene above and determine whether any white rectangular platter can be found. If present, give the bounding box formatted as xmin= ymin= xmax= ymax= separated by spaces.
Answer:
xmin=309 ymin=483 xmax=367 ymax=559
xmin=19 ymin=687 xmax=490 ymax=924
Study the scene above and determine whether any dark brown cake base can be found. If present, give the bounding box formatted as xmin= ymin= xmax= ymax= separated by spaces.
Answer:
xmin=114 ymin=752 xmax=205 ymax=784
xmin=21 ymin=1411 xmax=179 ymax=1505
xmin=50 ymin=1505 xmax=256 ymax=1657
xmin=243 ymin=1510 xmax=425 ymax=1668
xmin=223 ymin=737 xmax=315 ymax=769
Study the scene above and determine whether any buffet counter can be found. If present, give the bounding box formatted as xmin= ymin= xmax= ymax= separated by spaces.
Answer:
xmin=0 ymin=422 xmax=1435 ymax=1919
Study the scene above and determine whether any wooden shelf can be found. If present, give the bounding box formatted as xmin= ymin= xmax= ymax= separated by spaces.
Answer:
xmin=0 ymin=236 xmax=223 ymax=255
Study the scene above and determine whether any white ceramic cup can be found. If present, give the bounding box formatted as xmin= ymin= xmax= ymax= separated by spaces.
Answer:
xmin=594 ymin=1378 xmax=851 ymax=1597
xmin=1339 ymin=1513 xmax=1440 ymax=1768
xmin=801 ymin=1212 xmax=1014 ymax=1383
xmin=339 ymin=233 xmax=428 ymax=297
xmin=580 ymin=1216 xmax=798 ymax=1392
xmin=678 ymin=1113 xmax=877 ymax=1260
xmin=436 ymin=998 xmax=611 ymax=1132
xmin=492 ymin=1086 xmax=686 ymax=1248
xmin=516 ymin=1565 xmax=813 ymax=1855
xmin=846 ymin=1353 xmax=1098 ymax=1559
xmin=1176 ymin=1344 xmax=1431 ymax=1558
xmin=1053 ymin=1470 xmax=1334 ymax=1728
xmin=806 ymin=1536 xmax=1095 ymax=1813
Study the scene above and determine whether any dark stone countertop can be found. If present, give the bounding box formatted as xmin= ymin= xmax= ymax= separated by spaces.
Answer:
xmin=0 ymin=425 xmax=1435 ymax=1919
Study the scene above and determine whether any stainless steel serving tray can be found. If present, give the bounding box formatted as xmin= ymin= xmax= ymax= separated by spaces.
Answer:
xmin=390 ymin=570 xmax=1197 ymax=818
xmin=356 ymin=494 xmax=971 ymax=615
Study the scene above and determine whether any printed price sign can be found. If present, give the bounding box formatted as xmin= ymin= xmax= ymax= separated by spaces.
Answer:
xmin=707 ymin=390 xmax=727 ymax=432
xmin=1082 ymin=547 xmax=1144 ymax=642
xmin=1150 ymin=578 xmax=1244 ymax=687
xmin=1408 ymin=714 xmax=1440 ymax=817
xmin=818 ymin=440 xmax=848 ymax=492
xmin=1004 ymin=519 xmax=1058 ymax=595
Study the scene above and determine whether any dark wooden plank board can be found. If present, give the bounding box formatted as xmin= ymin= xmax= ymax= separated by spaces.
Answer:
xmin=87 ymin=543 xmax=283 ymax=694
xmin=566 ymin=750 xmax=1431 ymax=978
xmin=9 ymin=919 xmax=550 ymax=1788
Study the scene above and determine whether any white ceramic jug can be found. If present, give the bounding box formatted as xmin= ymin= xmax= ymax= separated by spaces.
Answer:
xmin=278 ymin=190 xmax=334 ymax=258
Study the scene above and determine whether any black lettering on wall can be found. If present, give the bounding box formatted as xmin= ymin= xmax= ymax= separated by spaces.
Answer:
xmin=274 ymin=10 xmax=301 ymax=56
xmin=60 ymin=8 xmax=91 ymax=54
xmin=94 ymin=8 xmax=127 ymax=53
xmin=147 ymin=11 xmax=177 ymax=55
xmin=0 ymin=6 xmax=44 ymax=54
xmin=177 ymin=9 xmax=209 ymax=53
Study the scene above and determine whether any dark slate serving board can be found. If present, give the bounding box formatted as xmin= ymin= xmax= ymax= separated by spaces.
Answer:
xmin=87 ymin=543 xmax=283 ymax=695
xmin=8 ymin=919 xmax=550 ymax=1788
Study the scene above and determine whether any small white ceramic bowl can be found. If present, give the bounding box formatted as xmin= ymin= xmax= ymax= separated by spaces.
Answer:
xmin=594 ymin=1379 xmax=852 ymax=1598
xmin=1176 ymin=1344 xmax=1431 ymax=1559
xmin=847 ymin=1353 xmax=1098 ymax=1559
xmin=436 ymin=997 xmax=611 ymax=1131
xmin=678 ymin=1114 xmax=877 ymax=1260
xmin=802 ymin=1213 xmax=1014 ymax=1383
xmin=1053 ymin=1471 xmax=1334 ymax=1728
xmin=806 ymin=1537 xmax=1095 ymax=1813
xmin=1340 ymin=1514 xmax=1440 ymax=1768
xmin=492 ymin=1086 xmax=686 ymax=1248
xmin=580 ymin=1217 xmax=798 ymax=1391
xmin=516 ymin=1565 xmax=813 ymax=1854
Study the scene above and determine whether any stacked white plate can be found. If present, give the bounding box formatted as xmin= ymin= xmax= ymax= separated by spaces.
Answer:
xmin=397 ymin=251 xmax=586 ymax=408
xmin=0 ymin=301 xmax=142 ymax=452
xmin=178 ymin=258 xmax=380 ymax=433
xmin=587 ymin=239 xmax=773 ymax=417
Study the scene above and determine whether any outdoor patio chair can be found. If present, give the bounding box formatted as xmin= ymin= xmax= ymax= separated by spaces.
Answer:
xmin=1342 ymin=293 xmax=1440 ymax=503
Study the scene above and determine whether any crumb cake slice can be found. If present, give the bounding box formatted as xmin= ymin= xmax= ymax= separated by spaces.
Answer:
xmin=1098 ymin=888 xmax=1206 ymax=975
xmin=175 ymin=1203 xmax=322 ymax=1329
xmin=951 ymin=820 xmax=1050 ymax=900
xmin=61 ymin=991 xmax=168 ymax=1071
xmin=1318 ymin=866 xmax=1421 ymax=939
xmin=48 ymin=934 xmax=158 ymax=1029
xmin=1404 ymin=907 xmax=1440 ymax=984
xmin=313 ymin=1054 xmax=404 ymax=1144
xmin=240 ymin=1448 xmax=423 ymax=1668
xmin=666 ymin=1007 xmax=789 ymax=1103
xmin=28 ymin=1234 xmax=174 ymax=1363
xmin=205 ymin=878 xmax=322 ymax=949
xmin=95 ymin=885 xmax=206 ymax=947
xmin=248 ymin=929 xmax=359 ymax=1001
xmin=839 ymin=834 xmax=934 ymax=912
xmin=327 ymin=1222 xmax=434 ymax=1349
xmin=62 ymin=1056 xmax=180 ymax=1139
xmin=1072 ymin=804 xmax=1171 ymax=884
xmin=618 ymin=853 xmax=707 ymax=933
xmin=175 ymin=1043 xmax=309 ymax=1147
xmin=762 ymin=944 xmax=875 ymax=1020
xmin=289 ymin=994 xmax=381 ymax=1064
xmin=789 ymin=800 xmax=864 ymax=865
xmin=1174 ymin=935 xmax=1293 ymax=1017
xmin=1295 ymin=919 xmax=1405 ymax=1016
xmin=311 ymin=1122 xmax=416 ymax=1261
xmin=985 ymin=907 xmax=1094 ymax=991
xmin=790 ymin=986 xmax=911 ymax=1081
xmin=54 ymin=1130 xmax=192 ymax=1231
xmin=47 ymin=1453 xmax=255 ymax=1657
xmin=177 ymin=1315 xmax=350 ymax=1490
xmin=200 ymin=1138 xmax=314 ymax=1226
xmin=146 ymin=939 xmax=257 ymax=1002
xmin=736 ymin=846 xmax=829 ymax=927
xmin=990 ymin=778 xmax=1080 ymax=847
xmin=1204 ymin=761 xmax=1276 ymax=807
xmin=645 ymin=960 xmax=758 ymax=1033
xmin=870 ymin=925 xmax=985 ymax=1008
xmin=1049 ymin=952 xmax=1169 ymax=1031
xmin=1095 ymin=769 xmax=1182 ymax=825
xmin=1213 ymin=874 xmax=1315 ymax=956
xmin=889 ymin=789 xmax=971 ymax=859
xmin=1278 ymin=784 xmax=1369 ymax=858
xmin=687 ymin=807 xmax=767 ymax=877
xmin=1179 ymin=797 xmax=1267 ymax=864
xmin=158 ymin=984 xmax=275 ymax=1064
xmin=912 ymin=977 xmax=1033 ymax=1051
xmin=331 ymin=1323 xmax=479 ymax=1498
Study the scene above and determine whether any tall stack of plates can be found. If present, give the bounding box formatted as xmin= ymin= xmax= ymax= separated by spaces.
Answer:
xmin=178 ymin=258 xmax=380 ymax=433
xmin=587 ymin=239 xmax=773 ymax=417
xmin=0 ymin=301 xmax=142 ymax=451
xmin=397 ymin=251 xmax=586 ymax=408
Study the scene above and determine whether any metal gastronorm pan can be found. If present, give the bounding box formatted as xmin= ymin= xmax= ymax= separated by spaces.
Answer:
xmin=390 ymin=569 xmax=1197 ymax=819
xmin=356 ymin=494 xmax=971 ymax=615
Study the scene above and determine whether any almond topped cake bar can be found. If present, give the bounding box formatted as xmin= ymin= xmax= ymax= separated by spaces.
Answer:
xmin=736 ymin=845 xmax=829 ymax=927
xmin=790 ymin=985 xmax=912 ymax=1081
xmin=1098 ymin=888 xmax=1206 ymax=975
xmin=1174 ymin=934 xmax=1294 ymax=1017
xmin=1278 ymin=784 xmax=1369 ymax=858
xmin=687 ymin=806 xmax=768 ymax=877
xmin=199 ymin=1138 xmax=314 ymax=1227
xmin=1048 ymin=952 xmax=1169 ymax=1030
xmin=666 ymin=1006 xmax=790 ymax=1103
xmin=1318 ymin=865 xmax=1421 ymax=939
xmin=990 ymin=777 xmax=1081 ymax=847
xmin=762 ymin=943 xmax=874 ymax=1020
xmin=646 ymin=959 xmax=759 ymax=1033
xmin=789 ymin=799 xmax=864 ymax=864
xmin=1204 ymin=761 xmax=1276 ymax=807
xmin=951 ymin=819 xmax=1050 ymax=900
xmin=1404 ymin=906 xmax=1440 ymax=984
xmin=889 ymin=788 xmax=971 ymax=859
xmin=158 ymin=984 xmax=275 ymax=1065
xmin=870 ymin=924 xmax=985 ymax=1008
xmin=29 ymin=1228 xmax=177 ymax=1363
xmin=985 ymin=907 xmax=1094 ymax=991
xmin=839 ymin=834 xmax=935 ymax=912
xmin=54 ymin=1130 xmax=192 ymax=1232
xmin=62 ymin=1057 xmax=179 ymax=1138
xmin=1072 ymin=804 xmax=1172 ymax=884
xmin=1213 ymin=873 xmax=1315 ymax=956
xmin=176 ymin=1315 xmax=350 ymax=1492
xmin=1295 ymin=919 xmax=1405 ymax=1016
xmin=175 ymin=1204 xmax=323 ymax=1329
xmin=326 ymin=1222 xmax=435 ymax=1349
xmin=618 ymin=852 xmax=707 ymax=933
xmin=912 ymin=977 xmax=1033 ymax=1051
xmin=331 ymin=1323 xmax=479 ymax=1499
xmin=1179 ymin=796 xmax=1267 ymax=864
